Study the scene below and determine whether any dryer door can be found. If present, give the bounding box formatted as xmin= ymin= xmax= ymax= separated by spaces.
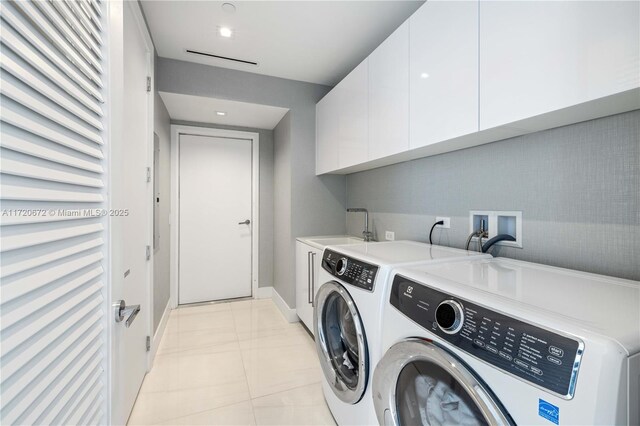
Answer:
xmin=373 ymin=339 xmax=513 ymax=426
xmin=314 ymin=281 xmax=368 ymax=404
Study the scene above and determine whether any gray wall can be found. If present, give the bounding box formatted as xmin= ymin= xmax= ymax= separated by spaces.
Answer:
xmin=153 ymin=79 xmax=171 ymax=332
xmin=171 ymin=120 xmax=275 ymax=290
xmin=157 ymin=58 xmax=347 ymax=307
xmin=346 ymin=110 xmax=640 ymax=281
xmin=274 ymin=113 xmax=293 ymax=303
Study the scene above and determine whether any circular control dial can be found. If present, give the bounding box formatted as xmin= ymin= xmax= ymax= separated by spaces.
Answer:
xmin=336 ymin=258 xmax=348 ymax=276
xmin=435 ymin=300 xmax=464 ymax=334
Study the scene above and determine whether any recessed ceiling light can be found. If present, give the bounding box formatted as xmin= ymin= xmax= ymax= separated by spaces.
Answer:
xmin=221 ymin=3 xmax=236 ymax=14
xmin=219 ymin=27 xmax=233 ymax=38
xmin=216 ymin=111 xmax=227 ymax=116
xmin=420 ymin=72 xmax=430 ymax=79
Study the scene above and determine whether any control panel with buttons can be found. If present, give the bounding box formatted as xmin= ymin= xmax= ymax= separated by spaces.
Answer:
xmin=390 ymin=274 xmax=584 ymax=399
xmin=322 ymin=249 xmax=378 ymax=292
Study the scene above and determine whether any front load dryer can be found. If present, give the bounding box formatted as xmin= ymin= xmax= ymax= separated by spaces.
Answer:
xmin=313 ymin=241 xmax=492 ymax=425
xmin=373 ymin=258 xmax=640 ymax=425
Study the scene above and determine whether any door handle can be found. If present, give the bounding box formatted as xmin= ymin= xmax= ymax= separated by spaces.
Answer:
xmin=310 ymin=252 xmax=316 ymax=307
xmin=114 ymin=300 xmax=141 ymax=328
xmin=307 ymin=251 xmax=312 ymax=305
xmin=238 ymin=219 xmax=251 ymax=225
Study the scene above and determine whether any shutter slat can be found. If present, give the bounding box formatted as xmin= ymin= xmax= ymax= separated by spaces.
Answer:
xmin=30 ymin=0 xmax=103 ymax=73
xmin=0 ymin=2 xmax=104 ymax=102
xmin=0 ymin=208 xmax=102 ymax=226
xmin=87 ymin=0 xmax=102 ymax=18
xmin=68 ymin=384 xmax=103 ymax=426
xmin=1 ymin=237 xmax=103 ymax=278
xmin=80 ymin=0 xmax=102 ymax=30
xmin=1 ymin=105 xmax=104 ymax=158
xmin=0 ymin=222 xmax=103 ymax=251
xmin=1 ymin=157 xmax=104 ymax=188
xmin=30 ymin=359 xmax=102 ymax=426
xmin=0 ymin=22 xmax=103 ymax=114
xmin=1 ymin=79 xmax=103 ymax=144
xmin=0 ymin=286 xmax=102 ymax=357
xmin=1 ymin=265 xmax=103 ymax=330
xmin=50 ymin=0 xmax=102 ymax=59
xmin=0 ymin=184 xmax=104 ymax=203
xmin=1 ymin=332 xmax=102 ymax=424
xmin=86 ymin=409 xmax=104 ymax=426
xmin=1 ymin=251 xmax=103 ymax=303
xmin=10 ymin=0 xmax=104 ymax=87
xmin=0 ymin=0 xmax=107 ymax=422
xmin=64 ymin=0 xmax=103 ymax=46
xmin=0 ymin=131 xmax=104 ymax=173
xmin=41 ymin=364 xmax=102 ymax=426
xmin=1 ymin=52 xmax=103 ymax=129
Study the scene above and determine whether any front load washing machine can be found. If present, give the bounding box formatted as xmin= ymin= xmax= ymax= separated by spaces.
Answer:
xmin=373 ymin=257 xmax=640 ymax=425
xmin=313 ymin=241 xmax=492 ymax=425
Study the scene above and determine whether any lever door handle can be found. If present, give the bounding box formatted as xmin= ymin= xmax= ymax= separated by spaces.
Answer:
xmin=114 ymin=300 xmax=141 ymax=328
xmin=238 ymin=219 xmax=251 ymax=225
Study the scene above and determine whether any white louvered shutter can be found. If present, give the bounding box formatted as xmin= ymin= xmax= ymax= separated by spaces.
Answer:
xmin=1 ymin=0 xmax=107 ymax=424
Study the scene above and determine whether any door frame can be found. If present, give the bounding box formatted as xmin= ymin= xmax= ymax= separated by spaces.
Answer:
xmin=107 ymin=0 xmax=155 ymax=422
xmin=170 ymin=125 xmax=260 ymax=308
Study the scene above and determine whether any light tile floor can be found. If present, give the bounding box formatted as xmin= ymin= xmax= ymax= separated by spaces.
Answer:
xmin=128 ymin=299 xmax=336 ymax=426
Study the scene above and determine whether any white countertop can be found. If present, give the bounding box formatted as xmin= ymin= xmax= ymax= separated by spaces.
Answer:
xmin=296 ymin=235 xmax=363 ymax=250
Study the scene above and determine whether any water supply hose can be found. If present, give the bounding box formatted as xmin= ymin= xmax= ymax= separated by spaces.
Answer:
xmin=482 ymin=234 xmax=516 ymax=253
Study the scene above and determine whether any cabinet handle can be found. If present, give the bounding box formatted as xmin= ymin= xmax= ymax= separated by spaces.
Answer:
xmin=307 ymin=251 xmax=312 ymax=304
xmin=311 ymin=252 xmax=316 ymax=307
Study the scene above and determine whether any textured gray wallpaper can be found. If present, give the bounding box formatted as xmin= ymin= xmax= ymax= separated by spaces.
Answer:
xmin=346 ymin=110 xmax=640 ymax=281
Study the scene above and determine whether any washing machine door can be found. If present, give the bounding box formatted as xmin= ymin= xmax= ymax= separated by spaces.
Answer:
xmin=373 ymin=339 xmax=513 ymax=426
xmin=314 ymin=281 xmax=368 ymax=404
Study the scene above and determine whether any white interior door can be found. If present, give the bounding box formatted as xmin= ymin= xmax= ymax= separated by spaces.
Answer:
xmin=179 ymin=134 xmax=252 ymax=304
xmin=110 ymin=2 xmax=152 ymax=424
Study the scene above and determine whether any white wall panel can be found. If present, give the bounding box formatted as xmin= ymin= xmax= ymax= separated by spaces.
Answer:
xmin=0 ymin=0 xmax=108 ymax=424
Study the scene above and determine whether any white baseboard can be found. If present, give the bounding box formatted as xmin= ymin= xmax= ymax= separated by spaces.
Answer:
xmin=256 ymin=286 xmax=273 ymax=299
xmin=271 ymin=288 xmax=299 ymax=323
xmin=148 ymin=301 xmax=171 ymax=369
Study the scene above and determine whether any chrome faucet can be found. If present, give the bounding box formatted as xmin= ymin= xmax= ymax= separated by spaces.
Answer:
xmin=347 ymin=208 xmax=373 ymax=242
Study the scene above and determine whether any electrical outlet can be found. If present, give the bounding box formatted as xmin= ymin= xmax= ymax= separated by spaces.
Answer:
xmin=435 ymin=217 xmax=450 ymax=229
xmin=385 ymin=231 xmax=395 ymax=241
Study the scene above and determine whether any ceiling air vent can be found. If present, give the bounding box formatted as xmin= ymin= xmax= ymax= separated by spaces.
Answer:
xmin=186 ymin=49 xmax=258 ymax=66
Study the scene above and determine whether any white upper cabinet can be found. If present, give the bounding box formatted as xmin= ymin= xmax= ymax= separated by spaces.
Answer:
xmin=410 ymin=1 xmax=478 ymax=148
xmin=369 ymin=21 xmax=410 ymax=160
xmin=337 ymin=60 xmax=369 ymax=169
xmin=480 ymin=0 xmax=640 ymax=130
xmin=316 ymin=89 xmax=339 ymax=174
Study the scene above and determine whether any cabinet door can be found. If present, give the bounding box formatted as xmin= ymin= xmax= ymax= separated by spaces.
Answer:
xmin=337 ymin=59 xmax=369 ymax=169
xmin=410 ymin=1 xmax=478 ymax=148
xmin=480 ymin=1 xmax=640 ymax=130
xmin=316 ymin=91 xmax=339 ymax=174
xmin=295 ymin=241 xmax=313 ymax=331
xmin=369 ymin=20 xmax=410 ymax=160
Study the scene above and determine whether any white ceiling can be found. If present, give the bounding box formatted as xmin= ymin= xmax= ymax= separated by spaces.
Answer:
xmin=141 ymin=1 xmax=424 ymax=86
xmin=159 ymin=92 xmax=290 ymax=129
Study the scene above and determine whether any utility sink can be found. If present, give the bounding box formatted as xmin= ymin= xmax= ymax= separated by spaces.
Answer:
xmin=297 ymin=235 xmax=364 ymax=250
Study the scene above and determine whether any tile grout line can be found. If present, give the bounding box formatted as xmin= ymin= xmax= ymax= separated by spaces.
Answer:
xmin=250 ymin=380 xmax=324 ymax=403
xmin=231 ymin=302 xmax=260 ymax=425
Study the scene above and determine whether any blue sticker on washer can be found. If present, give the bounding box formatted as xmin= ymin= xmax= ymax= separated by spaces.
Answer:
xmin=539 ymin=399 xmax=559 ymax=424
